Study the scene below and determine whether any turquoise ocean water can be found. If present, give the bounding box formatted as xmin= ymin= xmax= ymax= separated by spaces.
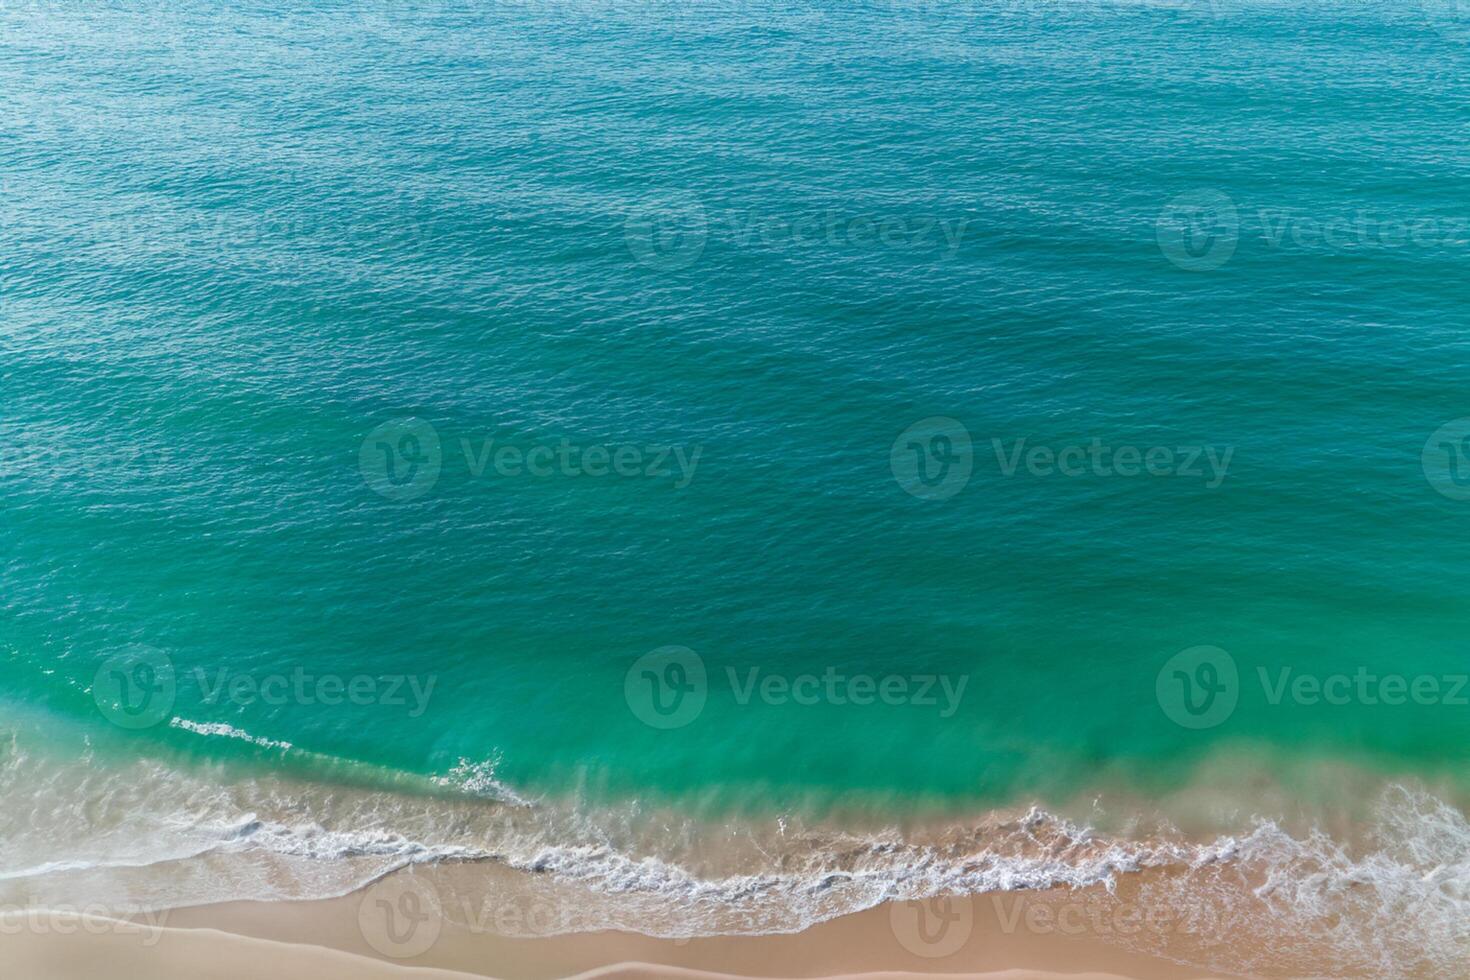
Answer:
xmin=5 ymin=1 xmax=1470 ymax=975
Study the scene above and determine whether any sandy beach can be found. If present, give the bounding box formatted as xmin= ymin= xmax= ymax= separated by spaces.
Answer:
xmin=4 ymin=869 xmax=1245 ymax=980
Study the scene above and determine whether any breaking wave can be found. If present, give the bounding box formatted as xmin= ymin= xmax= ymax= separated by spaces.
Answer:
xmin=0 ymin=724 xmax=1466 ymax=978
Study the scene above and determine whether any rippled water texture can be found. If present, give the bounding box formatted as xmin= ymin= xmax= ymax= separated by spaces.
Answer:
xmin=4 ymin=2 xmax=1470 ymax=971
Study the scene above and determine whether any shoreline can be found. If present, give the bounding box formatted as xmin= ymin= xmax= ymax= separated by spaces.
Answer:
xmin=1 ymin=718 xmax=1458 ymax=977
xmin=5 ymin=874 xmax=1250 ymax=980
xmin=1 ymin=736 xmax=1460 ymax=978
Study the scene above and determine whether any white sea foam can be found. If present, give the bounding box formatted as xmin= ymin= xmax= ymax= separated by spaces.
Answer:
xmin=169 ymin=717 xmax=293 ymax=751
xmin=0 ymin=731 xmax=1465 ymax=978
xmin=431 ymin=756 xmax=534 ymax=808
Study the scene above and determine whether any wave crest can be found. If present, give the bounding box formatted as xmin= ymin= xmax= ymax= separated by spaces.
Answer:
xmin=0 ymin=731 xmax=1466 ymax=977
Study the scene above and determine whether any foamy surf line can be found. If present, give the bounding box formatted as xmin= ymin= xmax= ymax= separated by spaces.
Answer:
xmin=165 ymin=716 xmax=534 ymax=807
xmin=0 ymin=906 xmax=1201 ymax=980
xmin=0 ymin=729 xmax=1466 ymax=976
